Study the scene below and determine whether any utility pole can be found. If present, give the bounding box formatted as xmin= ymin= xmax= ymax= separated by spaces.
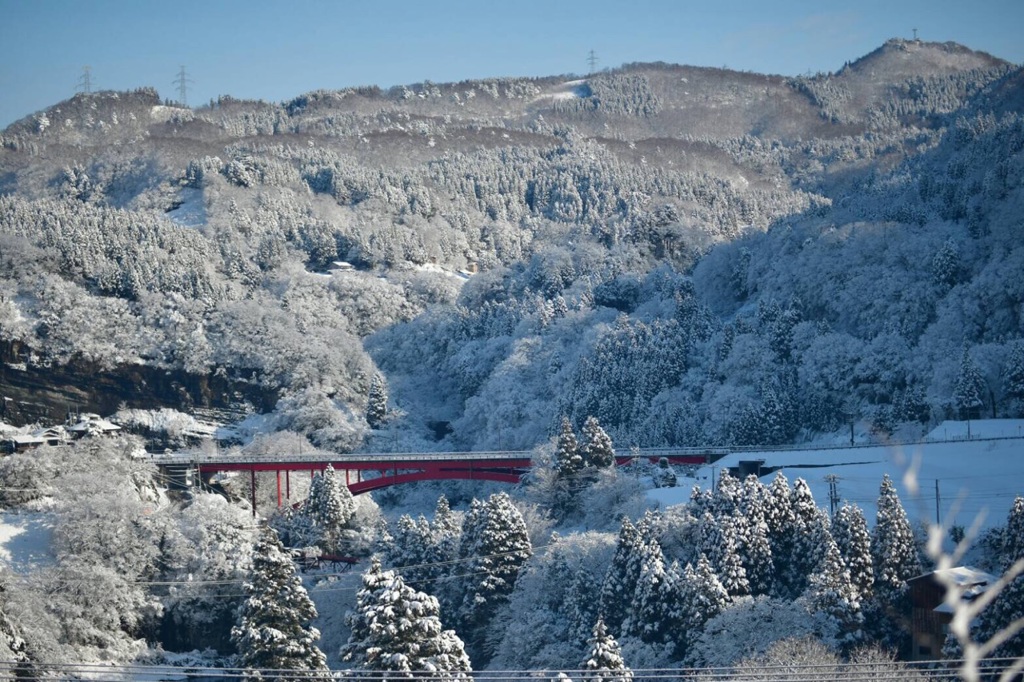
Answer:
xmin=76 ymin=65 xmax=92 ymax=94
xmin=825 ymin=474 xmax=840 ymax=517
xmin=587 ymin=49 xmax=598 ymax=75
xmin=173 ymin=65 xmax=193 ymax=107
xmin=935 ymin=479 xmax=941 ymax=525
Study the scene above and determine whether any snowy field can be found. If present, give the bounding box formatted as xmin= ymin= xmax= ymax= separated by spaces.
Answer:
xmin=651 ymin=420 xmax=1024 ymax=531
xmin=0 ymin=512 xmax=55 ymax=572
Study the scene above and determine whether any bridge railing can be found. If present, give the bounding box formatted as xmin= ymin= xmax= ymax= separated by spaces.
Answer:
xmin=149 ymin=446 xmax=729 ymax=467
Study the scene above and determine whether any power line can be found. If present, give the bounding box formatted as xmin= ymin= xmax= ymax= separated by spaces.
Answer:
xmin=587 ymin=49 xmax=598 ymax=75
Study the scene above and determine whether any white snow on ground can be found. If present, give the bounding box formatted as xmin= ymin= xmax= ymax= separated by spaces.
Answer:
xmin=649 ymin=420 xmax=1024 ymax=531
xmin=0 ymin=512 xmax=55 ymax=572
xmin=166 ymin=188 xmax=206 ymax=227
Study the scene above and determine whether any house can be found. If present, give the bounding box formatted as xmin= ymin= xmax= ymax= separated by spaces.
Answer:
xmin=907 ymin=566 xmax=995 ymax=660
xmin=65 ymin=413 xmax=122 ymax=438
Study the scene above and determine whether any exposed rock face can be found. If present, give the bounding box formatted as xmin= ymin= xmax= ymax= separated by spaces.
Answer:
xmin=0 ymin=340 xmax=277 ymax=426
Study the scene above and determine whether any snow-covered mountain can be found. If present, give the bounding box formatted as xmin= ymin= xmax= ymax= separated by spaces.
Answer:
xmin=0 ymin=38 xmax=1021 ymax=456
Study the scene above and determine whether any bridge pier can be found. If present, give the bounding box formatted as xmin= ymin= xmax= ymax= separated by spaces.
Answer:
xmin=250 ymin=468 xmax=257 ymax=517
xmin=276 ymin=471 xmax=282 ymax=508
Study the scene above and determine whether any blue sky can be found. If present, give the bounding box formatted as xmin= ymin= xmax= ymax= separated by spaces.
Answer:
xmin=1 ymin=0 xmax=1021 ymax=128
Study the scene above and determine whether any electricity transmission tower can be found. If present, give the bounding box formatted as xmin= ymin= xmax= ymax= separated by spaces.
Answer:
xmin=76 ymin=65 xmax=93 ymax=94
xmin=587 ymin=50 xmax=598 ymax=75
xmin=173 ymin=65 xmax=194 ymax=107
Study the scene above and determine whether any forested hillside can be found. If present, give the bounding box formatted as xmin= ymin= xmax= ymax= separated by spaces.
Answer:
xmin=0 ymin=38 xmax=1022 ymax=452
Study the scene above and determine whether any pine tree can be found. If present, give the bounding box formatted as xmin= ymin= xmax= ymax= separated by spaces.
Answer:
xmin=231 ymin=526 xmax=329 ymax=681
xmin=387 ymin=514 xmax=434 ymax=591
xmin=807 ymin=534 xmax=863 ymax=646
xmin=581 ymin=416 xmax=615 ymax=468
xmin=566 ymin=566 xmax=601 ymax=647
xmin=787 ymin=478 xmax=828 ymax=596
xmin=871 ymin=475 xmax=921 ymax=602
xmin=764 ymin=472 xmax=797 ymax=597
xmin=697 ymin=512 xmax=749 ymax=597
xmin=342 ymin=557 xmax=472 ymax=680
xmin=555 ymin=416 xmax=584 ymax=478
xmin=455 ymin=492 xmax=532 ymax=661
xmin=977 ymin=496 xmax=1024 ymax=657
xmin=712 ymin=469 xmax=742 ymax=516
xmin=599 ymin=517 xmax=643 ymax=633
xmin=367 ymin=373 xmax=388 ymax=429
xmin=582 ymin=618 xmax=632 ymax=682
xmin=1005 ymin=342 xmax=1024 ymax=415
xmin=831 ymin=503 xmax=874 ymax=601
xmin=627 ymin=539 xmax=685 ymax=643
xmin=681 ymin=555 xmax=729 ymax=638
xmin=953 ymin=346 xmax=986 ymax=420
xmin=304 ymin=464 xmax=356 ymax=554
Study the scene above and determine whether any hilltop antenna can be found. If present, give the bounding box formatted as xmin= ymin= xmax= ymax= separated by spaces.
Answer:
xmin=587 ymin=49 xmax=598 ymax=75
xmin=173 ymin=65 xmax=194 ymax=107
xmin=912 ymin=27 xmax=918 ymax=41
xmin=76 ymin=65 xmax=92 ymax=94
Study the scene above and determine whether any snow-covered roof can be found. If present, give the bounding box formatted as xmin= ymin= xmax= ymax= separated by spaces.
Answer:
xmin=31 ymin=426 xmax=66 ymax=439
xmin=8 ymin=435 xmax=45 ymax=446
xmin=912 ymin=565 xmax=996 ymax=587
xmin=910 ymin=566 xmax=996 ymax=614
xmin=66 ymin=415 xmax=121 ymax=433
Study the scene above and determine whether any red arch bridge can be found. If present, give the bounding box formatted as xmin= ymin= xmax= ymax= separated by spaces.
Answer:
xmin=152 ymin=448 xmax=728 ymax=515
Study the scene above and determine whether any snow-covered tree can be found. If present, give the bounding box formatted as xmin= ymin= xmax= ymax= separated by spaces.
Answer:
xmin=599 ymin=518 xmax=643 ymax=633
xmin=977 ymin=496 xmax=1024 ymax=657
xmin=582 ymin=617 xmax=632 ymax=682
xmin=680 ymin=554 xmax=729 ymax=641
xmin=342 ymin=557 xmax=472 ymax=679
xmin=454 ymin=492 xmax=532 ymax=661
xmin=367 ymin=373 xmax=388 ymax=429
xmin=807 ymin=533 xmax=863 ymax=646
xmin=697 ymin=512 xmax=749 ymax=597
xmin=627 ymin=539 xmax=685 ymax=643
xmin=786 ymin=478 xmax=829 ymax=597
xmin=1005 ymin=342 xmax=1024 ymax=416
xmin=231 ymin=526 xmax=329 ymax=681
xmin=304 ymin=464 xmax=356 ymax=553
xmin=581 ymin=416 xmax=615 ymax=468
xmin=386 ymin=514 xmax=435 ymax=590
xmin=953 ymin=346 xmax=986 ymax=420
xmin=871 ymin=475 xmax=921 ymax=602
xmin=831 ymin=503 xmax=874 ymax=601
xmin=555 ymin=416 xmax=584 ymax=478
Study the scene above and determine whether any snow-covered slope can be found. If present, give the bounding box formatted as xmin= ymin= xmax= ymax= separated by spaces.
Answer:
xmin=651 ymin=420 xmax=1024 ymax=531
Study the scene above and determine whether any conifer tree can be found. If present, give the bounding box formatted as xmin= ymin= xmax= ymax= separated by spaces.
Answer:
xmin=581 ymin=416 xmax=615 ymax=468
xmin=1005 ymin=342 xmax=1024 ymax=415
xmin=953 ymin=346 xmax=986 ymax=420
xmin=455 ymin=492 xmax=532 ymax=661
xmin=681 ymin=555 xmax=729 ymax=638
xmin=807 ymin=534 xmax=863 ymax=646
xmin=387 ymin=514 xmax=434 ymax=590
xmin=697 ymin=512 xmax=749 ymax=597
xmin=787 ymin=478 xmax=828 ymax=596
xmin=977 ymin=496 xmax=1024 ymax=657
xmin=628 ymin=539 xmax=685 ymax=643
xmin=582 ymin=618 xmax=632 ymax=682
xmin=712 ymin=469 xmax=742 ymax=516
xmin=342 ymin=557 xmax=472 ymax=680
xmin=599 ymin=517 xmax=643 ymax=632
xmin=871 ymin=475 xmax=921 ymax=602
xmin=367 ymin=373 xmax=388 ymax=429
xmin=735 ymin=509 xmax=774 ymax=596
xmin=831 ymin=503 xmax=874 ymax=601
xmin=232 ymin=526 xmax=329 ymax=681
xmin=304 ymin=464 xmax=356 ymax=554
xmin=566 ymin=566 xmax=601 ymax=646
xmin=764 ymin=472 xmax=797 ymax=596
xmin=555 ymin=416 xmax=584 ymax=478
